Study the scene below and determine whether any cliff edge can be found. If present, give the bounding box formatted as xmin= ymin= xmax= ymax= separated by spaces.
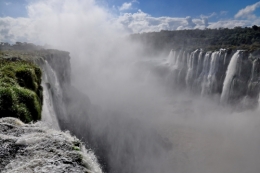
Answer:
xmin=0 ymin=49 xmax=102 ymax=173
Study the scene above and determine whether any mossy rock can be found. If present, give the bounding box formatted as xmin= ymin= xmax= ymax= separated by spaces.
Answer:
xmin=0 ymin=59 xmax=42 ymax=123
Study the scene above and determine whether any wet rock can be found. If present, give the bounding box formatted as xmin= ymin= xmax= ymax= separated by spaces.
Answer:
xmin=0 ymin=117 xmax=102 ymax=173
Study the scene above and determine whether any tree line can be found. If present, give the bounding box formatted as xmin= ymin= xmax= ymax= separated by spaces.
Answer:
xmin=130 ymin=26 xmax=260 ymax=53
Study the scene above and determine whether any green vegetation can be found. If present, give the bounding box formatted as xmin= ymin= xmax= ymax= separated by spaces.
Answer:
xmin=72 ymin=140 xmax=81 ymax=151
xmin=131 ymin=26 xmax=260 ymax=52
xmin=0 ymin=52 xmax=43 ymax=123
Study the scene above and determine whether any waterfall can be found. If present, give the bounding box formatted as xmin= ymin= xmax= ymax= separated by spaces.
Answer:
xmin=157 ymin=49 xmax=259 ymax=106
xmin=186 ymin=49 xmax=199 ymax=87
xmin=195 ymin=50 xmax=204 ymax=79
xmin=220 ymin=50 xmax=240 ymax=103
xmin=200 ymin=52 xmax=212 ymax=95
xmin=168 ymin=49 xmax=176 ymax=66
xmin=37 ymin=58 xmax=104 ymax=173
xmin=174 ymin=50 xmax=183 ymax=69
xmin=176 ymin=51 xmax=187 ymax=84
xmin=251 ymin=58 xmax=259 ymax=81
xmin=201 ymin=50 xmax=223 ymax=95
xmin=38 ymin=59 xmax=67 ymax=129
xmin=41 ymin=80 xmax=60 ymax=130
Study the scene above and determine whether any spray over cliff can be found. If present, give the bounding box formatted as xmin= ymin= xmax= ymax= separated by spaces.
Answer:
xmin=0 ymin=49 xmax=103 ymax=173
xmin=2 ymin=41 xmax=260 ymax=173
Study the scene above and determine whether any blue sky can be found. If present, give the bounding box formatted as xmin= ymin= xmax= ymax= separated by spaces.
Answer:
xmin=1 ymin=0 xmax=260 ymax=43
xmin=1 ymin=0 xmax=260 ymax=20
xmin=0 ymin=0 xmax=27 ymax=17
xmin=103 ymin=0 xmax=260 ymax=19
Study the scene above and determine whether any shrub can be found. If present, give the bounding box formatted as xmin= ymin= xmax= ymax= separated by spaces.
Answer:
xmin=0 ymin=59 xmax=42 ymax=123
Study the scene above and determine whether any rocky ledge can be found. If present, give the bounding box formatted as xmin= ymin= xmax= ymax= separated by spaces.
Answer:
xmin=0 ymin=117 xmax=102 ymax=173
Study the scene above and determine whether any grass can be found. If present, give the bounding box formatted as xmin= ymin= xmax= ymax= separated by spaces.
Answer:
xmin=0 ymin=57 xmax=43 ymax=123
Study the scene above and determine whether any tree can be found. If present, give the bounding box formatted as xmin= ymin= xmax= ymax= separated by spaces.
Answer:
xmin=252 ymin=25 xmax=258 ymax=31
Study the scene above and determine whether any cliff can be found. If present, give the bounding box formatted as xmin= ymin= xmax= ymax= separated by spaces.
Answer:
xmin=0 ymin=49 xmax=102 ymax=173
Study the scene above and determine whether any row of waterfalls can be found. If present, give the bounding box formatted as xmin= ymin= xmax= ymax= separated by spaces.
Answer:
xmin=154 ymin=49 xmax=260 ymax=108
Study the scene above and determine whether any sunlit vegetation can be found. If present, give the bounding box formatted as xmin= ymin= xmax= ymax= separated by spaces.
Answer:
xmin=0 ymin=52 xmax=42 ymax=123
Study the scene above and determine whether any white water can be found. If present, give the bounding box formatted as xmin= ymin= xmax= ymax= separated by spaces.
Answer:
xmin=0 ymin=117 xmax=103 ymax=173
xmin=41 ymin=81 xmax=60 ymax=130
xmin=201 ymin=50 xmax=221 ymax=95
xmin=201 ymin=52 xmax=212 ymax=95
xmin=174 ymin=50 xmax=183 ymax=69
xmin=251 ymin=59 xmax=258 ymax=81
xmin=195 ymin=50 xmax=204 ymax=79
xmin=220 ymin=50 xmax=240 ymax=103
xmin=34 ymin=58 xmax=104 ymax=172
xmin=208 ymin=51 xmax=219 ymax=78
xmin=167 ymin=50 xmax=176 ymax=66
xmin=186 ymin=49 xmax=199 ymax=86
xmin=40 ymin=60 xmax=63 ymax=130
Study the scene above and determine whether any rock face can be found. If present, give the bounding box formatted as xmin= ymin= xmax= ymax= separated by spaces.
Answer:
xmin=0 ymin=117 xmax=102 ymax=173
xmin=33 ymin=49 xmax=71 ymax=129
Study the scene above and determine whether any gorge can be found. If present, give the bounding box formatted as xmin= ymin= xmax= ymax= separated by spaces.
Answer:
xmin=2 ymin=0 xmax=260 ymax=172
xmin=1 ymin=41 xmax=260 ymax=173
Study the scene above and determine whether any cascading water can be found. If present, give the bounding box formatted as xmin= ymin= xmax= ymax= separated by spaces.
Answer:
xmin=251 ymin=59 xmax=259 ymax=81
xmin=220 ymin=50 xmax=241 ymax=103
xmin=201 ymin=50 xmax=223 ymax=95
xmin=35 ymin=57 xmax=104 ymax=173
xmin=166 ymin=50 xmax=186 ymax=86
xmin=208 ymin=52 xmax=219 ymax=85
xmin=168 ymin=49 xmax=176 ymax=66
xmin=200 ymin=51 xmax=212 ymax=95
xmin=0 ymin=117 xmax=103 ymax=173
xmin=41 ymin=77 xmax=60 ymax=130
xmin=195 ymin=50 xmax=204 ymax=79
xmin=186 ymin=49 xmax=199 ymax=88
xmin=35 ymin=59 xmax=60 ymax=129
xmin=152 ymin=49 xmax=259 ymax=106
xmin=176 ymin=51 xmax=188 ymax=84
xmin=39 ymin=59 xmax=68 ymax=129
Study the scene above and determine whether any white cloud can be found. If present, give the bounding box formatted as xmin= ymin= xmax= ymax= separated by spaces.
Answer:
xmin=208 ymin=19 xmax=251 ymax=29
xmin=116 ymin=8 xmax=260 ymax=33
xmin=200 ymin=12 xmax=217 ymax=19
xmin=119 ymin=2 xmax=132 ymax=11
xmin=1 ymin=0 xmax=260 ymax=43
xmin=0 ymin=17 xmax=34 ymax=43
xmin=116 ymin=10 xmax=213 ymax=33
xmin=0 ymin=0 xmax=124 ymax=44
xmin=5 ymin=2 xmax=11 ymax=6
xmin=220 ymin=11 xmax=228 ymax=16
xmin=235 ymin=1 xmax=260 ymax=19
